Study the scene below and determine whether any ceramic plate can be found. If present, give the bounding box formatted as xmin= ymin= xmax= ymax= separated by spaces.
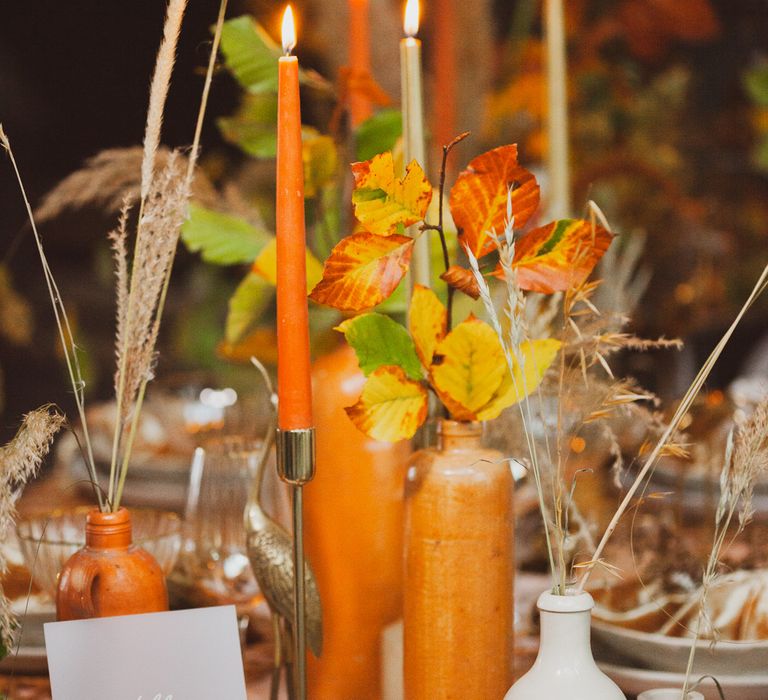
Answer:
xmin=592 ymin=619 xmax=768 ymax=675
xmin=598 ymin=661 xmax=768 ymax=700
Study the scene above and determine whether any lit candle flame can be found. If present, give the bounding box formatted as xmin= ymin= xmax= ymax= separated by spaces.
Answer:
xmin=404 ymin=0 xmax=419 ymax=37
xmin=282 ymin=5 xmax=296 ymax=55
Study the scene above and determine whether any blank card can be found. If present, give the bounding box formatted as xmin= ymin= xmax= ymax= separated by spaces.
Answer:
xmin=44 ymin=606 xmax=247 ymax=700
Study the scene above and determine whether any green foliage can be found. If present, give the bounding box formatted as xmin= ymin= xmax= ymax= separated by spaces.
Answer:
xmin=744 ymin=64 xmax=768 ymax=107
xmin=182 ymin=205 xmax=269 ymax=265
xmin=355 ymin=109 xmax=402 ymax=162
xmin=226 ymin=272 xmax=274 ymax=344
xmin=220 ymin=16 xmax=331 ymax=95
xmin=335 ymin=312 xmax=422 ymax=380
xmin=217 ymin=94 xmax=278 ymax=158
xmin=220 ymin=16 xmax=281 ymax=94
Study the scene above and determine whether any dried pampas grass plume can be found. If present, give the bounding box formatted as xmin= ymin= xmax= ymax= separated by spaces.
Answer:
xmin=141 ymin=0 xmax=188 ymax=200
xmin=0 ymin=406 xmax=65 ymax=652
xmin=34 ymin=147 xmax=218 ymax=222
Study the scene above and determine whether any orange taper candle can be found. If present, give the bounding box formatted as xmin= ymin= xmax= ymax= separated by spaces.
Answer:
xmin=348 ymin=0 xmax=373 ymax=126
xmin=277 ymin=5 xmax=313 ymax=431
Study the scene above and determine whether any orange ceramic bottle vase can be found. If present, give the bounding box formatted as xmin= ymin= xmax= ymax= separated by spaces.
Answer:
xmin=404 ymin=419 xmax=515 ymax=699
xmin=305 ymin=345 xmax=411 ymax=699
xmin=56 ymin=507 xmax=168 ymax=620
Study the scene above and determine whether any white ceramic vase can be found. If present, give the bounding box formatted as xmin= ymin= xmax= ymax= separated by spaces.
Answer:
xmin=505 ymin=590 xmax=625 ymax=700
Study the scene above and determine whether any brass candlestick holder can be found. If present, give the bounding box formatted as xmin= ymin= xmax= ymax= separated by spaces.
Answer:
xmin=244 ymin=360 xmax=322 ymax=700
xmin=276 ymin=427 xmax=315 ymax=700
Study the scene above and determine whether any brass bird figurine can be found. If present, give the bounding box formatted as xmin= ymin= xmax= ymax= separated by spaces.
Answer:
xmin=244 ymin=359 xmax=323 ymax=699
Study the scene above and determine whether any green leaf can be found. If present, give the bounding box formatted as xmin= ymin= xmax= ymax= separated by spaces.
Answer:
xmin=313 ymin=185 xmax=342 ymax=261
xmin=744 ymin=65 xmax=768 ymax=107
xmin=336 ymin=312 xmax=422 ymax=380
xmin=182 ymin=204 xmax=270 ymax=265
xmin=218 ymin=93 xmax=278 ymax=158
xmin=226 ymin=272 xmax=274 ymax=344
xmin=220 ymin=16 xmax=331 ymax=95
xmin=220 ymin=16 xmax=280 ymax=94
xmin=355 ymin=109 xmax=402 ymax=162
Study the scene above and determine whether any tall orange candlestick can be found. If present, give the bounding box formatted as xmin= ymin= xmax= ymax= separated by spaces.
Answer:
xmin=277 ymin=6 xmax=313 ymax=431
xmin=348 ymin=0 xmax=373 ymax=126
xmin=432 ymin=0 xmax=457 ymax=159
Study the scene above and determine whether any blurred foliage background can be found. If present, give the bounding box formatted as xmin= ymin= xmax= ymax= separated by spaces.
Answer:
xmin=0 ymin=0 xmax=766 ymax=441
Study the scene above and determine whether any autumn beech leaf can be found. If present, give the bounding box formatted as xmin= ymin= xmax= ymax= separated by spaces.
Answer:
xmin=430 ymin=316 xmax=507 ymax=421
xmin=336 ymin=312 xmax=422 ymax=380
xmin=309 ymin=232 xmax=414 ymax=311
xmin=440 ymin=265 xmax=481 ymax=300
xmin=351 ymin=152 xmax=433 ymax=235
xmin=497 ymin=218 xmax=613 ymax=294
xmin=252 ymin=237 xmax=323 ymax=290
xmin=408 ymin=284 xmax=447 ymax=367
xmin=449 ymin=144 xmax=540 ymax=259
xmin=476 ymin=339 xmax=562 ymax=421
xmin=345 ymin=366 xmax=428 ymax=442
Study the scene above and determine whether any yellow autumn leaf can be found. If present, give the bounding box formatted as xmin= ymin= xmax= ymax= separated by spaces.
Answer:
xmin=252 ymin=237 xmax=324 ymax=290
xmin=476 ymin=338 xmax=561 ymax=421
xmin=351 ymin=152 xmax=433 ymax=236
xmin=430 ymin=316 xmax=507 ymax=421
xmin=303 ymin=131 xmax=338 ymax=198
xmin=408 ymin=284 xmax=447 ymax=367
xmin=345 ymin=365 xmax=428 ymax=442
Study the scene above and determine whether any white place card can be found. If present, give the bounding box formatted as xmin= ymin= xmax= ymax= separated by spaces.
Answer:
xmin=44 ymin=606 xmax=247 ymax=700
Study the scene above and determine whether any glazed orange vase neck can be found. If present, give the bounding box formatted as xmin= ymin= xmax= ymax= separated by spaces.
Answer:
xmin=437 ymin=420 xmax=483 ymax=451
xmin=56 ymin=507 xmax=168 ymax=621
xmin=85 ymin=508 xmax=133 ymax=548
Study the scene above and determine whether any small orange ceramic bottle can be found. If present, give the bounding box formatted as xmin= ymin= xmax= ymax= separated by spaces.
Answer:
xmin=56 ymin=507 xmax=168 ymax=621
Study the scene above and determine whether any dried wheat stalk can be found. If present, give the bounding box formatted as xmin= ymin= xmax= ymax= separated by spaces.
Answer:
xmin=0 ymin=406 xmax=65 ymax=651
xmin=680 ymin=397 xmax=768 ymax=695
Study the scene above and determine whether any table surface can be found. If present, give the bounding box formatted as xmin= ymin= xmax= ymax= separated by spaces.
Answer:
xmin=0 ymin=453 xmax=733 ymax=700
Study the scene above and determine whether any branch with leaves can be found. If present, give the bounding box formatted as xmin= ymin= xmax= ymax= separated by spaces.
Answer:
xmin=308 ymin=143 xmax=614 ymax=448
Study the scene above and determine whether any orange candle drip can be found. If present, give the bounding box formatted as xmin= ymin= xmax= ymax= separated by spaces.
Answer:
xmin=277 ymin=26 xmax=313 ymax=431
xmin=348 ymin=0 xmax=373 ymax=126
xmin=432 ymin=0 xmax=457 ymax=157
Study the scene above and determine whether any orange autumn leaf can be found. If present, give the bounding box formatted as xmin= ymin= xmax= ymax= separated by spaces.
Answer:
xmin=309 ymin=232 xmax=414 ymax=311
xmin=408 ymin=284 xmax=447 ymax=367
xmin=351 ymin=152 xmax=432 ymax=236
xmin=345 ymin=365 xmax=428 ymax=442
xmin=440 ymin=265 xmax=481 ymax=300
xmin=449 ymin=144 xmax=540 ymax=259
xmin=497 ymin=218 xmax=613 ymax=294
xmin=616 ymin=0 xmax=719 ymax=62
xmin=338 ymin=66 xmax=393 ymax=109
xmin=430 ymin=316 xmax=507 ymax=421
xmin=217 ymin=326 xmax=278 ymax=365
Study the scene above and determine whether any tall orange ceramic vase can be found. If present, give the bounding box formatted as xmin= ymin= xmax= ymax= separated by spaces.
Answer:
xmin=305 ymin=345 xmax=410 ymax=699
xmin=56 ymin=507 xmax=168 ymax=620
xmin=404 ymin=419 xmax=515 ymax=699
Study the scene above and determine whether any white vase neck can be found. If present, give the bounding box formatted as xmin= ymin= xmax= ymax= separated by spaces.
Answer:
xmin=537 ymin=591 xmax=596 ymax=665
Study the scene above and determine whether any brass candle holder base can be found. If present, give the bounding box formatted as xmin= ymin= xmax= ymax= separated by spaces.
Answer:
xmin=276 ymin=427 xmax=316 ymax=700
